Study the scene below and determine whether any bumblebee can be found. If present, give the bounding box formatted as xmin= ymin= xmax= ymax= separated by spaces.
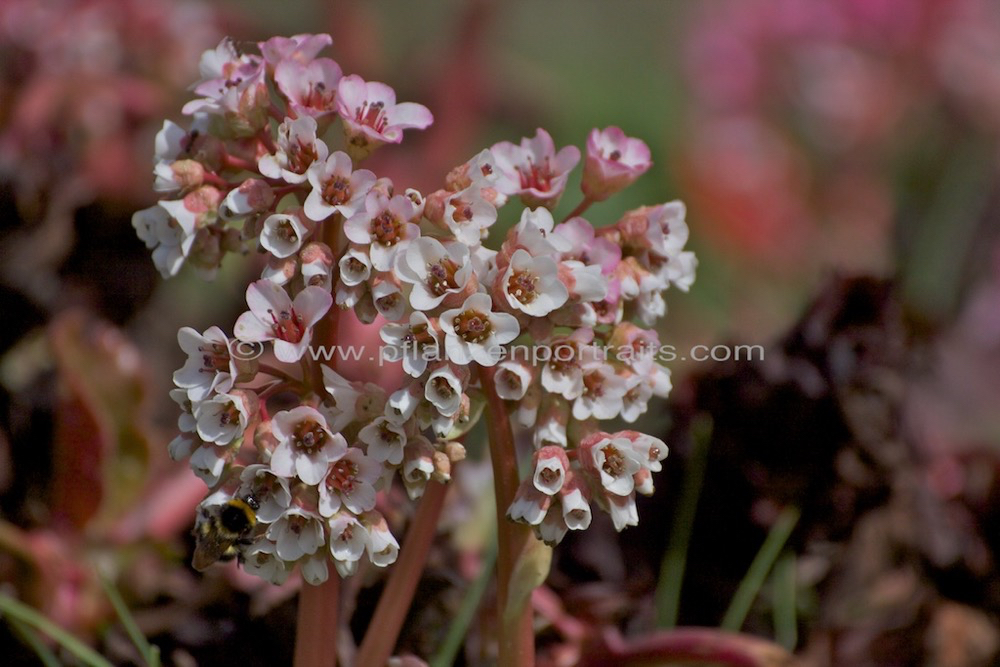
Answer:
xmin=192 ymin=493 xmax=260 ymax=571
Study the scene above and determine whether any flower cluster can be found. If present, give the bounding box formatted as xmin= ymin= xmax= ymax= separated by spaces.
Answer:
xmin=139 ymin=33 xmax=695 ymax=584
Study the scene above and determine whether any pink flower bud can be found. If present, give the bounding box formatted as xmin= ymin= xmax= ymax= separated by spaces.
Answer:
xmin=581 ymin=127 xmax=652 ymax=202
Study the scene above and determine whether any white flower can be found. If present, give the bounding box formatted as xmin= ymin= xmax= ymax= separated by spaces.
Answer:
xmin=507 ymin=207 xmax=572 ymax=257
xmin=266 ymin=506 xmax=325 ymax=561
xmin=361 ymin=511 xmax=399 ymax=567
xmin=501 ymin=249 xmax=568 ymax=317
xmin=540 ymin=329 xmax=597 ymax=400
xmin=189 ymin=444 xmax=227 ymax=486
xmin=620 ymin=430 xmax=669 ymax=473
xmin=507 ymin=481 xmax=551 ymax=526
xmin=444 ymin=186 xmax=497 ymax=246
xmin=304 ymin=151 xmax=376 ymax=221
xmin=318 ymin=448 xmax=381 ymax=516
xmin=344 ymin=192 xmax=419 ymax=271
xmin=561 ymin=483 xmax=592 ymax=531
xmin=220 ymin=178 xmax=275 ymax=220
xmin=173 ymin=326 xmax=237 ymax=402
xmin=328 ymin=511 xmax=368 ymax=575
xmin=242 ymin=540 xmax=291 ymax=585
xmin=401 ymin=436 xmax=435 ymax=499
xmin=260 ymin=212 xmax=312 ymax=258
xmin=572 ymin=362 xmax=627 ymax=421
xmin=359 ymin=416 xmax=407 ymax=465
xmin=194 ymin=392 xmax=251 ymax=445
xmin=380 ymin=312 xmax=441 ymax=378
xmin=301 ymin=551 xmax=330 ymax=585
xmin=494 ymin=360 xmax=532 ymax=400
xmin=605 ymin=492 xmax=639 ymax=532
xmin=320 ymin=366 xmax=360 ymax=430
xmin=372 ymin=280 xmax=405 ymax=322
xmin=620 ymin=373 xmax=653 ymax=423
xmin=439 ymin=293 xmax=520 ymax=367
xmin=536 ymin=509 xmax=568 ymax=546
xmin=258 ymin=115 xmax=329 ymax=184
xmin=532 ymin=446 xmax=569 ymax=496
xmin=338 ymin=246 xmax=372 ymax=287
xmin=394 ymin=237 xmax=473 ymax=311
xmin=233 ymin=281 xmax=332 ymax=363
xmin=169 ymin=388 xmax=197 ymax=437
xmin=132 ymin=202 xmax=197 ymax=279
xmin=301 ymin=243 xmax=335 ymax=292
xmin=581 ymin=435 xmax=642 ymax=496
xmin=239 ymin=464 xmax=292 ymax=523
xmin=424 ymin=364 xmax=466 ymax=417
xmin=269 ymin=406 xmax=347 ymax=485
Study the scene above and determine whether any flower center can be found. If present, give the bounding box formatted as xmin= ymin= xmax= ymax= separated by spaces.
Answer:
xmin=302 ymin=81 xmax=334 ymax=110
xmin=287 ymin=139 xmax=317 ymax=174
xmin=199 ymin=341 xmax=231 ymax=374
xmin=322 ymin=175 xmax=351 ymax=206
xmin=583 ymin=370 xmax=604 ymax=398
xmin=427 ymin=258 xmax=460 ymax=296
xmin=354 ymin=100 xmax=388 ymax=134
xmin=403 ymin=323 xmax=436 ymax=350
xmin=601 ymin=445 xmax=626 ymax=477
xmin=516 ymin=157 xmax=554 ymax=192
xmin=218 ymin=403 xmax=241 ymax=426
xmin=327 ymin=459 xmax=360 ymax=494
xmin=548 ymin=342 xmax=578 ymax=374
xmin=450 ymin=197 xmax=474 ymax=223
xmin=372 ymin=210 xmax=402 ymax=246
xmin=431 ymin=376 xmax=455 ymax=398
xmin=376 ymin=293 xmax=400 ymax=311
xmin=452 ymin=310 xmax=492 ymax=344
xmin=539 ymin=466 xmax=561 ymax=485
xmin=275 ymin=219 xmax=299 ymax=244
xmin=608 ymin=149 xmax=622 ymax=161
xmin=378 ymin=421 xmax=401 ymax=445
xmin=267 ymin=306 xmax=306 ymax=343
xmin=508 ymin=269 xmax=538 ymax=305
xmin=292 ymin=420 xmax=327 ymax=453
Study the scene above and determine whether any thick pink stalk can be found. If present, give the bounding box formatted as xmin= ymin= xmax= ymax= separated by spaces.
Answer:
xmin=480 ymin=365 xmax=536 ymax=667
xmin=293 ymin=218 xmax=343 ymax=667
xmin=294 ymin=575 xmax=341 ymax=667
xmin=354 ymin=481 xmax=449 ymax=666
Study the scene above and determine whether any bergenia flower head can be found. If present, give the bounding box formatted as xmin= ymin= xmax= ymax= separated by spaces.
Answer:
xmin=140 ymin=32 xmax=696 ymax=588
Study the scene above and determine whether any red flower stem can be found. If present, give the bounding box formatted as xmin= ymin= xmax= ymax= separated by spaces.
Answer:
xmin=222 ymin=153 xmax=260 ymax=173
xmin=480 ymin=365 xmax=535 ymax=667
xmin=354 ymin=481 xmax=449 ymax=666
xmin=293 ymin=217 xmax=344 ymax=667
xmin=294 ymin=575 xmax=341 ymax=667
xmin=578 ymin=627 xmax=792 ymax=667
xmin=562 ymin=196 xmax=594 ymax=223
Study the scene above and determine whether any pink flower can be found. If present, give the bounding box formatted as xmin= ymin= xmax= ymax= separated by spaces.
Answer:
xmin=394 ymin=237 xmax=474 ymax=311
xmin=335 ymin=74 xmax=433 ymax=157
xmin=578 ymin=432 xmax=643 ymax=496
xmin=491 ymin=128 xmax=580 ymax=208
xmin=233 ymin=280 xmax=332 ymax=362
xmin=275 ymin=57 xmax=343 ymax=119
xmin=581 ymin=126 xmax=652 ymax=201
xmin=553 ymin=217 xmax=622 ymax=275
xmin=259 ymin=34 xmax=333 ymax=66
xmin=270 ymin=406 xmax=347 ymax=485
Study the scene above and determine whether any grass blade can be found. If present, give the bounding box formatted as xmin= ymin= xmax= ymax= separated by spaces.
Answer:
xmin=7 ymin=615 xmax=62 ymax=667
xmin=655 ymin=414 xmax=712 ymax=628
xmin=772 ymin=550 xmax=797 ymax=650
xmin=100 ymin=574 xmax=160 ymax=667
xmin=0 ymin=592 xmax=113 ymax=667
xmin=429 ymin=540 xmax=499 ymax=667
xmin=720 ymin=506 xmax=800 ymax=632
